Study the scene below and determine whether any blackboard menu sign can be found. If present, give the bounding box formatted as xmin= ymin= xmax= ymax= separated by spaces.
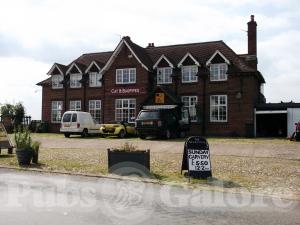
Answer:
xmin=181 ymin=136 xmax=212 ymax=179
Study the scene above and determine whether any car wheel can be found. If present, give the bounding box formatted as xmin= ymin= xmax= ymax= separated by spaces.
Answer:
xmin=139 ymin=135 xmax=146 ymax=139
xmin=118 ymin=130 xmax=126 ymax=138
xmin=165 ymin=129 xmax=171 ymax=139
xmin=81 ymin=129 xmax=88 ymax=138
xmin=64 ymin=133 xmax=70 ymax=138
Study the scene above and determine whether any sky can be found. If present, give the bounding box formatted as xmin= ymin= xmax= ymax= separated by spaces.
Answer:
xmin=0 ymin=0 xmax=300 ymax=119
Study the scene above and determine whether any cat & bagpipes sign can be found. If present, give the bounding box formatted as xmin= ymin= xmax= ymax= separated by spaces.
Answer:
xmin=181 ymin=136 xmax=212 ymax=179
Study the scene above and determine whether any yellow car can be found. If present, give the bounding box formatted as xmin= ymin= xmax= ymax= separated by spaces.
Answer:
xmin=99 ymin=121 xmax=136 ymax=138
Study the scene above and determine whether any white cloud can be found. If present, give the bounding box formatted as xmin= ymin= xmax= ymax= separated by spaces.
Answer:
xmin=0 ymin=0 xmax=299 ymax=119
xmin=0 ymin=57 xmax=50 ymax=119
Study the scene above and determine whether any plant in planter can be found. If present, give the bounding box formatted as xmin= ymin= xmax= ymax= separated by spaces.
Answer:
xmin=14 ymin=128 xmax=33 ymax=166
xmin=31 ymin=141 xmax=41 ymax=164
xmin=107 ymin=142 xmax=150 ymax=177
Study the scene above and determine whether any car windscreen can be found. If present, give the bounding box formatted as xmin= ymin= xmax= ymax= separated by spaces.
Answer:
xmin=62 ymin=113 xmax=72 ymax=122
xmin=138 ymin=111 xmax=160 ymax=120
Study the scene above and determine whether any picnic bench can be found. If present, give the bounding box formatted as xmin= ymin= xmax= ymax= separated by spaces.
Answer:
xmin=0 ymin=122 xmax=14 ymax=154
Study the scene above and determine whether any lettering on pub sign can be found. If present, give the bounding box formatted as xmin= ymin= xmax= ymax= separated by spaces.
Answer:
xmin=181 ymin=136 xmax=212 ymax=179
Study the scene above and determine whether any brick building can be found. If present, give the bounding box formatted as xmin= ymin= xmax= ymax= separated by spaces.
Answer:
xmin=37 ymin=15 xmax=265 ymax=136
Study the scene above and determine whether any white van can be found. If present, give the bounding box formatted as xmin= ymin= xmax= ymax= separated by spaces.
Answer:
xmin=60 ymin=111 xmax=100 ymax=138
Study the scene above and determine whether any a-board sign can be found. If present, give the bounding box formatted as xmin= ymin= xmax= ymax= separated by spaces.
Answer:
xmin=181 ymin=136 xmax=212 ymax=179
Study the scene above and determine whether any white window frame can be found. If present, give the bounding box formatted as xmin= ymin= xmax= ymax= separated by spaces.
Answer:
xmin=52 ymin=75 xmax=63 ymax=89
xmin=70 ymin=73 xmax=82 ymax=88
xmin=210 ymin=95 xmax=227 ymax=122
xmin=182 ymin=96 xmax=198 ymax=122
xmin=51 ymin=101 xmax=63 ymax=123
xmin=89 ymin=100 xmax=101 ymax=124
xmin=69 ymin=100 xmax=81 ymax=111
xmin=210 ymin=63 xmax=228 ymax=81
xmin=116 ymin=68 xmax=136 ymax=84
xmin=181 ymin=65 xmax=198 ymax=83
xmin=115 ymin=98 xmax=136 ymax=123
xmin=157 ymin=67 xmax=172 ymax=84
xmin=89 ymin=72 xmax=102 ymax=87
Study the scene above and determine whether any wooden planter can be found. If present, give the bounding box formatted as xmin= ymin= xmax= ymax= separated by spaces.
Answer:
xmin=107 ymin=149 xmax=150 ymax=176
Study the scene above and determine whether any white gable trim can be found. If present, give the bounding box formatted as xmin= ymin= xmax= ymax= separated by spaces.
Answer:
xmin=178 ymin=52 xmax=200 ymax=67
xmin=206 ymin=50 xmax=230 ymax=66
xmin=47 ymin=63 xmax=64 ymax=75
xmin=66 ymin=62 xmax=83 ymax=74
xmin=101 ymin=39 xmax=149 ymax=74
xmin=85 ymin=61 xmax=101 ymax=73
xmin=153 ymin=55 xmax=174 ymax=69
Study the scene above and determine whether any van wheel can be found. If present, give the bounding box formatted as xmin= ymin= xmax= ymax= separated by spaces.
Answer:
xmin=64 ymin=133 xmax=70 ymax=138
xmin=81 ymin=129 xmax=88 ymax=138
xmin=118 ymin=130 xmax=126 ymax=138
xmin=165 ymin=129 xmax=171 ymax=139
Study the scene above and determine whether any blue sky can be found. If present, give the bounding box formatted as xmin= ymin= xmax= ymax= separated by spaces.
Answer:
xmin=0 ymin=0 xmax=299 ymax=119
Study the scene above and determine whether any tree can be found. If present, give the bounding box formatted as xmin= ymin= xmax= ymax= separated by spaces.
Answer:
xmin=0 ymin=102 xmax=25 ymax=126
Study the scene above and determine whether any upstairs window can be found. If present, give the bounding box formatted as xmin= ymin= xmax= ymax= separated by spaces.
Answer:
xmin=69 ymin=100 xmax=81 ymax=111
xmin=89 ymin=72 xmax=102 ymax=87
xmin=116 ymin=68 xmax=136 ymax=84
xmin=210 ymin=63 xmax=228 ymax=81
xmin=70 ymin=73 xmax=82 ymax=88
xmin=182 ymin=65 xmax=198 ymax=83
xmin=157 ymin=67 xmax=172 ymax=84
xmin=52 ymin=75 xmax=63 ymax=89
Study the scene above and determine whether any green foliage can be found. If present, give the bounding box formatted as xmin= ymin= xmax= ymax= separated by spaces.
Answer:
xmin=0 ymin=103 xmax=14 ymax=117
xmin=14 ymin=128 xmax=32 ymax=149
xmin=31 ymin=141 xmax=41 ymax=153
xmin=0 ymin=102 xmax=25 ymax=127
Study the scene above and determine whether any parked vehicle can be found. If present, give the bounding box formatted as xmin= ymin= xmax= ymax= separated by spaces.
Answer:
xmin=100 ymin=121 xmax=136 ymax=138
xmin=60 ymin=111 xmax=100 ymax=138
xmin=135 ymin=108 xmax=190 ymax=139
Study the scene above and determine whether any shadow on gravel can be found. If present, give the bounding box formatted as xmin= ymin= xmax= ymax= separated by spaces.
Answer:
xmin=206 ymin=177 xmax=241 ymax=188
xmin=0 ymin=154 xmax=14 ymax=159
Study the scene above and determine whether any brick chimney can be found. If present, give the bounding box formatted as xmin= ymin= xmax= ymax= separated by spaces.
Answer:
xmin=247 ymin=15 xmax=257 ymax=55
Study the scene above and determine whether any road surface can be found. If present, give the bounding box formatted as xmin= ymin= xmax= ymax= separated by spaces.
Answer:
xmin=0 ymin=168 xmax=299 ymax=225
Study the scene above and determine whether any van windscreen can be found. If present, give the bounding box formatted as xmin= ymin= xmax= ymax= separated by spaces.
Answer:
xmin=138 ymin=111 xmax=160 ymax=120
xmin=62 ymin=113 xmax=72 ymax=122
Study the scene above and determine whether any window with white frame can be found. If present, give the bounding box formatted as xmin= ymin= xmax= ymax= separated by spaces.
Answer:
xmin=52 ymin=75 xmax=63 ymax=89
xmin=70 ymin=73 xmax=82 ymax=88
xmin=210 ymin=63 xmax=228 ymax=81
xmin=182 ymin=65 xmax=198 ymax=83
xmin=210 ymin=95 xmax=227 ymax=122
xmin=51 ymin=101 xmax=63 ymax=123
xmin=157 ymin=67 xmax=172 ymax=84
xmin=89 ymin=72 xmax=102 ymax=87
xmin=116 ymin=68 xmax=136 ymax=84
xmin=89 ymin=100 xmax=101 ymax=123
xmin=182 ymin=96 xmax=198 ymax=122
xmin=115 ymin=99 xmax=136 ymax=123
xmin=69 ymin=100 xmax=81 ymax=111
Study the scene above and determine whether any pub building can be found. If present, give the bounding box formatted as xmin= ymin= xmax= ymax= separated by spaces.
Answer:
xmin=37 ymin=15 xmax=265 ymax=136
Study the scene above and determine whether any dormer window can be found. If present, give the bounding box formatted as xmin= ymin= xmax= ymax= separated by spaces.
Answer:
xmin=52 ymin=75 xmax=63 ymax=89
xmin=157 ymin=67 xmax=172 ymax=84
xmin=89 ymin=72 xmax=102 ymax=87
xmin=182 ymin=65 xmax=198 ymax=83
xmin=210 ymin=63 xmax=228 ymax=81
xmin=70 ymin=73 xmax=82 ymax=88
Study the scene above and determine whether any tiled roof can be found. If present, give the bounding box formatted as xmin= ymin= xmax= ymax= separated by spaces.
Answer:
xmin=40 ymin=36 xmax=263 ymax=85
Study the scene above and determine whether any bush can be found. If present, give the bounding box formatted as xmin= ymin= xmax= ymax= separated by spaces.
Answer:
xmin=14 ymin=128 xmax=32 ymax=149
